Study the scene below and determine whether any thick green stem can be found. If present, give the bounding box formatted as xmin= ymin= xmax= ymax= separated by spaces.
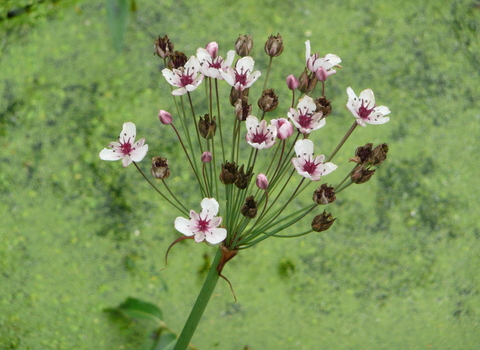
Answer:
xmin=173 ymin=248 xmax=222 ymax=350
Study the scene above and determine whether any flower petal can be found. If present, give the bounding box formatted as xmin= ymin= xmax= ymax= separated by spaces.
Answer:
xmin=205 ymin=228 xmax=227 ymax=244
xmin=174 ymin=217 xmax=195 ymax=236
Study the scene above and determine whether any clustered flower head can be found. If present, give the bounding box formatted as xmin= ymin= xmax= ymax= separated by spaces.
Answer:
xmin=99 ymin=33 xmax=391 ymax=268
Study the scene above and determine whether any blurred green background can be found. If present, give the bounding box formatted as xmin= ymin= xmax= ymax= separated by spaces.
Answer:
xmin=1 ymin=0 xmax=479 ymax=349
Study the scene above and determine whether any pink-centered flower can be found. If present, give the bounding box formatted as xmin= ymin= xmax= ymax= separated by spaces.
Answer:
xmin=197 ymin=44 xmax=235 ymax=80
xmin=221 ymin=56 xmax=261 ymax=91
xmin=99 ymin=122 xmax=148 ymax=167
xmin=288 ymin=96 xmax=325 ymax=134
xmin=162 ymin=56 xmax=204 ymax=96
xmin=270 ymin=118 xmax=294 ymax=140
xmin=174 ymin=198 xmax=227 ymax=244
xmin=346 ymin=87 xmax=391 ymax=127
xmin=245 ymin=116 xmax=277 ymax=149
xmin=305 ymin=40 xmax=341 ymax=77
xmin=291 ymin=139 xmax=337 ymax=181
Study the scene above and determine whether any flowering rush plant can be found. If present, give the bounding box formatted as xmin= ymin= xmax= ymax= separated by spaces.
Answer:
xmin=100 ymin=34 xmax=391 ymax=349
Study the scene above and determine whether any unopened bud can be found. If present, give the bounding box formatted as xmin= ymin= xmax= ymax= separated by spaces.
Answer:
xmin=311 ymin=210 xmax=336 ymax=232
xmin=240 ymin=195 xmax=258 ymax=219
xmin=315 ymin=67 xmax=328 ymax=82
xmin=256 ymin=174 xmax=268 ymax=190
xmin=205 ymin=42 xmax=218 ymax=58
xmin=298 ymin=68 xmax=317 ymax=94
xmin=313 ymin=184 xmax=336 ymax=205
xmin=151 ymin=157 xmax=170 ymax=179
xmin=314 ymin=96 xmax=332 ymax=118
xmin=257 ymin=89 xmax=279 ymax=113
xmin=235 ymin=165 xmax=253 ymax=190
xmin=235 ymin=34 xmax=253 ymax=57
xmin=351 ymin=164 xmax=375 ymax=184
xmin=201 ymin=151 xmax=212 ymax=163
xmin=264 ymin=33 xmax=284 ymax=57
xmin=229 ymin=87 xmax=249 ymax=107
xmin=234 ymin=96 xmax=251 ymax=121
xmin=220 ymin=161 xmax=238 ymax=185
xmin=154 ymin=35 xmax=174 ymax=59
xmin=270 ymin=118 xmax=294 ymax=140
xmin=286 ymin=75 xmax=299 ymax=90
xmin=198 ymin=114 xmax=217 ymax=139
xmin=167 ymin=51 xmax=188 ymax=69
xmin=371 ymin=143 xmax=388 ymax=166
xmin=158 ymin=110 xmax=173 ymax=125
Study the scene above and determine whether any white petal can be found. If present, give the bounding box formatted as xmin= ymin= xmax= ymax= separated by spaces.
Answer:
xmin=194 ymin=232 xmax=206 ymax=243
xmin=121 ymin=122 xmax=137 ymax=142
xmin=294 ymin=139 xmax=315 ymax=157
xmin=130 ymin=144 xmax=148 ymax=162
xmin=246 ymin=115 xmax=259 ymax=130
xmin=305 ymin=40 xmax=311 ymax=64
xmin=185 ymin=56 xmax=201 ymax=72
xmin=375 ymin=105 xmax=391 ymax=116
xmin=174 ymin=217 xmax=195 ymax=236
xmin=196 ymin=48 xmax=210 ymax=63
xmin=200 ymin=198 xmax=220 ymax=217
xmin=172 ymin=87 xmax=188 ymax=96
xmin=205 ymin=228 xmax=227 ymax=244
xmin=99 ymin=148 xmax=123 ymax=161
xmin=224 ymin=50 xmax=236 ymax=67
xmin=236 ymin=56 xmax=255 ymax=72
xmin=359 ymin=89 xmax=375 ymax=108
xmin=322 ymin=162 xmax=338 ymax=175
xmin=122 ymin=155 xmax=133 ymax=167
xmin=162 ymin=68 xmax=179 ymax=87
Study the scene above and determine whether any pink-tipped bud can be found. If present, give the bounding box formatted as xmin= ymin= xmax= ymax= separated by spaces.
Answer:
xmin=286 ymin=75 xmax=299 ymax=90
xmin=271 ymin=118 xmax=294 ymax=140
xmin=158 ymin=110 xmax=172 ymax=125
xmin=201 ymin=151 xmax=212 ymax=163
xmin=256 ymin=174 xmax=269 ymax=190
xmin=205 ymin=42 xmax=219 ymax=58
xmin=315 ymin=67 xmax=328 ymax=82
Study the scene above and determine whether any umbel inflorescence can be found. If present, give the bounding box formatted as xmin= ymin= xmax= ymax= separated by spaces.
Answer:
xmin=100 ymin=33 xmax=390 ymax=272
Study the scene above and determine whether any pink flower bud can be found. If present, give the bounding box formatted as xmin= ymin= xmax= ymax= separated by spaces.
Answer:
xmin=271 ymin=118 xmax=294 ymax=140
xmin=205 ymin=42 xmax=219 ymax=58
xmin=256 ymin=174 xmax=269 ymax=190
xmin=158 ymin=110 xmax=172 ymax=125
xmin=201 ymin=151 xmax=212 ymax=163
xmin=315 ymin=67 xmax=328 ymax=82
xmin=286 ymin=75 xmax=299 ymax=90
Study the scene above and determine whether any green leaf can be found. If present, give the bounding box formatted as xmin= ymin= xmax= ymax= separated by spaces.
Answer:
xmin=155 ymin=333 xmax=177 ymax=350
xmin=111 ymin=297 xmax=164 ymax=325
xmin=106 ymin=0 xmax=129 ymax=52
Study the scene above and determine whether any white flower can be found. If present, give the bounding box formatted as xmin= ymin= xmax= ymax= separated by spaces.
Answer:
xmin=162 ymin=56 xmax=204 ymax=96
xmin=291 ymin=139 xmax=337 ymax=181
xmin=174 ymin=198 xmax=227 ymax=244
xmin=196 ymin=44 xmax=235 ymax=80
xmin=346 ymin=87 xmax=391 ymax=127
xmin=221 ymin=56 xmax=261 ymax=91
xmin=305 ymin=40 xmax=341 ymax=76
xmin=245 ymin=116 xmax=277 ymax=149
xmin=99 ymin=122 xmax=148 ymax=167
xmin=287 ymin=96 xmax=325 ymax=134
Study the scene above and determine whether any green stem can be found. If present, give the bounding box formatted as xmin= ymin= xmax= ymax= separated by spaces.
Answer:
xmin=173 ymin=248 xmax=222 ymax=350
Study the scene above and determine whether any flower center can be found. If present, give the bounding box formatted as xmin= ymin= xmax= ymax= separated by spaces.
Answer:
xmin=196 ymin=217 xmax=210 ymax=233
xmin=251 ymin=131 xmax=268 ymax=144
xmin=358 ymin=100 xmax=375 ymax=119
xmin=120 ymin=139 xmax=133 ymax=155
xmin=298 ymin=112 xmax=313 ymax=128
xmin=179 ymin=71 xmax=194 ymax=87
xmin=302 ymin=159 xmax=317 ymax=174
xmin=234 ymin=67 xmax=250 ymax=86
xmin=209 ymin=57 xmax=223 ymax=69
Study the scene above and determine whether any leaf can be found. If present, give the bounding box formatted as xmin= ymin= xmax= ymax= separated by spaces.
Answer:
xmin=110 ymin=297 xmax=164 ymax=325
xmin=106 ymin=0 xmax=129 ymax=52
xmin=155 ymin=333 xmax=177 ymax=350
